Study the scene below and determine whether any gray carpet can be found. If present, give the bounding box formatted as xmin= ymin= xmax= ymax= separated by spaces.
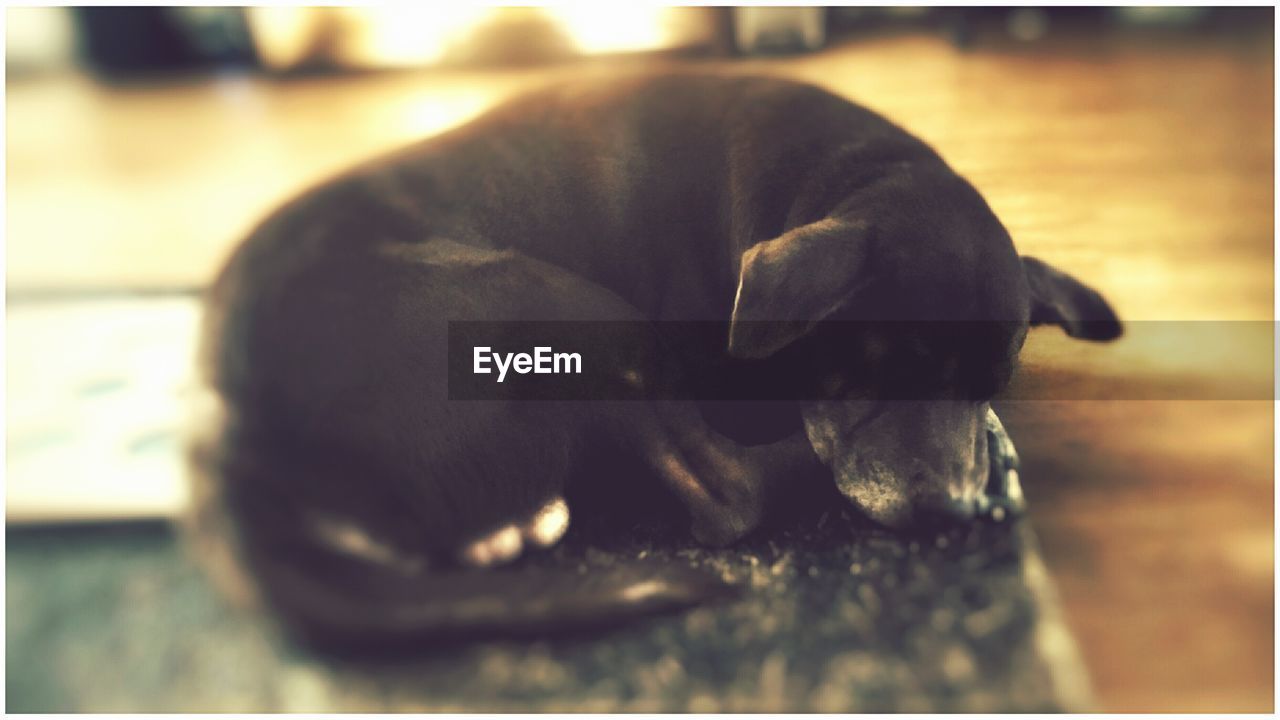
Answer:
xmin=7 ymin=499 xmax=1090 ymax=712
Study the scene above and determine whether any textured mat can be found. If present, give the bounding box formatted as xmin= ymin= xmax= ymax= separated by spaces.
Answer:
xmin=7 ymin=499 xmax=1090 ymax=712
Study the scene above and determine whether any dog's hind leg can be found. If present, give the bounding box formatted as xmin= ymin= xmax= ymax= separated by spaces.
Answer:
xmin=197 ymin=234 xmax=748 ymax=648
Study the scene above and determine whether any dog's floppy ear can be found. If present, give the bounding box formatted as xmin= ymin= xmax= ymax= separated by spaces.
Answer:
xmin=1022 ymin=256 xmax=1123 ymax=341
xmin=728 ymin=218 xmax=870 ymax=359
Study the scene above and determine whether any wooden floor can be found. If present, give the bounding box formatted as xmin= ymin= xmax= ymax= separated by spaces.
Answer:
xmin=7 ymin=22 xmax=1274 ymax=712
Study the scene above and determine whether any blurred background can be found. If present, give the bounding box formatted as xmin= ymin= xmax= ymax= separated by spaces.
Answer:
xmin=6 ymin=5 xmax=1274 ymax=712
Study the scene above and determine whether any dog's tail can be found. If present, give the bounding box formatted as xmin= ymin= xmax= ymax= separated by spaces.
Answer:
xmin=244 ymin=548 xmax=737 ymax=653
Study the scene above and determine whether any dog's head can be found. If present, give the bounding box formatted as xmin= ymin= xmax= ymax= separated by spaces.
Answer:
xmin=727 ymin=166 xmax=1121 ymax=528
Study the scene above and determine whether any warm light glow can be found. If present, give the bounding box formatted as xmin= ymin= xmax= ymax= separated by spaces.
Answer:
xmin=244 ymin=6 xmax=321 ymax=70
xmin=545 ymin=5 xmax=675 ymax=55
xmin=247 ymin=7 xmax=702 ymax=70
xmin=335 ymin=6 xmax=499 ymax=67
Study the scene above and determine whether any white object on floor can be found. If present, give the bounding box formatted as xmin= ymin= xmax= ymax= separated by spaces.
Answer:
xmin=7 ymin=296 xmax=201 ymax=523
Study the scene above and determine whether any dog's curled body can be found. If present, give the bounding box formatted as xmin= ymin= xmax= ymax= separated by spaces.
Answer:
xmin=191 ymin=227 xmax=753 ymax=649
xmin=190 ymin=74 xmax=1118 ymax=650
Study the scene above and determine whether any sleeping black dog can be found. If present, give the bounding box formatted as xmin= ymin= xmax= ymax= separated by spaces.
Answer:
xmin=189 ymin=74 xmax=1121 ymax=650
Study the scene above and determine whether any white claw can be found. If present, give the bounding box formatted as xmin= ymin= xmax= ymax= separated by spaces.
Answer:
xmin=486 ymin=525 xmax=523 ymax=562
xmin=458 ymin=498 xmax=570 ymax=567
xmin=458 ymin=540 xmax=491 ymax=567
xmin=458 ymin=524 xmax=523 ymax=567
xmin=1005 ymin=469 xmax=1024 ymax=504
xmin=523 ymin=497 xmax=570 ymax=548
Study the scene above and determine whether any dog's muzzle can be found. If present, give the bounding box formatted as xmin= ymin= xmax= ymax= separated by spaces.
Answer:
xmin=804 ymin=403 xmax=1025 ymax=528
